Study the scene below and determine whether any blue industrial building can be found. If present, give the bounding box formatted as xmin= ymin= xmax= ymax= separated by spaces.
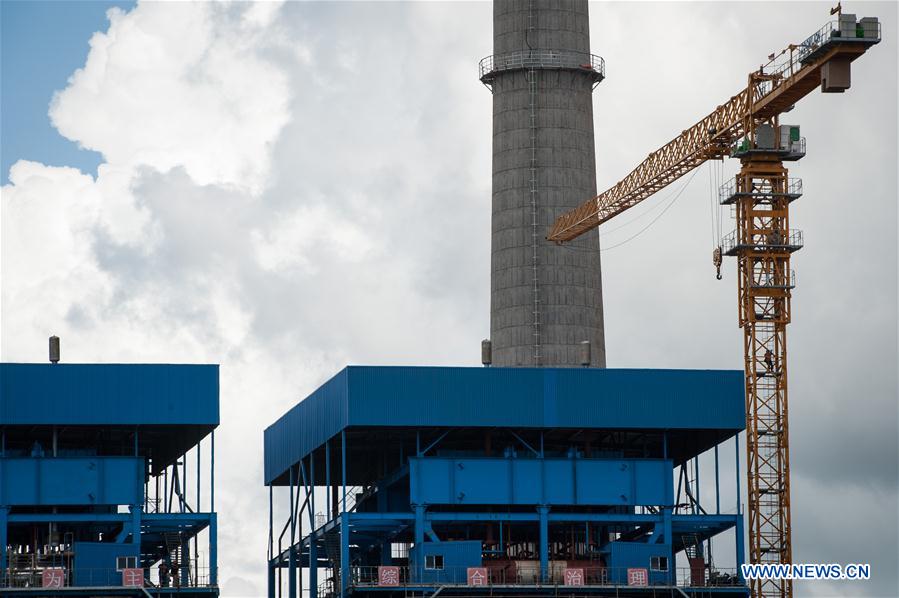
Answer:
xmin=0 ymin=363 xmax=219 ymax=596
xmin=264 ymin=366 xmax=749 ymax=597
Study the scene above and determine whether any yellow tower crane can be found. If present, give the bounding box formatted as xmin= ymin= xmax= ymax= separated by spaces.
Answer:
xmin=547 ymin=8 xmax=880 ymax=598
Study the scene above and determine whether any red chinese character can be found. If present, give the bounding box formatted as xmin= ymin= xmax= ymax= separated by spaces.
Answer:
xmin=627 ymin=567 xmax=648 ymax=586
xmin=564 ymin=568 xmax=585 ymax=586
xmin=122 ymin=568 xmax=144 ymax=587
xmin=467 ymin=567 xmax=488 ymax=586
xmin=42 ymin=568 xmax=65 ymax=588
xmin=378 ymin=566 xmax=400 ymax=587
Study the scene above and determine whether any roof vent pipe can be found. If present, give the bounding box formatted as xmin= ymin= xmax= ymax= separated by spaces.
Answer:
xmin=481 ymin=339 xmax=492 ymax=367
xmin=49 ymin=336 xmax=60 ymax=364
xmin=579 ymin=340 xmax=591 ymax=367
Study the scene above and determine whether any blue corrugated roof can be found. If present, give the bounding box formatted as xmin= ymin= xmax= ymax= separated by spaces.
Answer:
xmin=263 ymin=366 xmax=745 ymax=485
xmin=0 ymin=363 xmax=219 ymax=425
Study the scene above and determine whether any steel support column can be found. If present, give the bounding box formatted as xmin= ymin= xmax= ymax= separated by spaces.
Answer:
xmin=715 ymin=444 xmax=721 ymax=514
xmin=309 ymin=455 xmax=317 ymax=598
xmin=538 ymin=506 xmax=549 ymax=582
xmin=663 ymin=507 xmax=673 ymax=585
xmin=288 ymin=466 xmax=297 ymax=598
xmin=736 ymin=510 xmax=746 ymax=581
xmin=210 ymin=512 xmax=218 ymax=586
xmin=340 ymin=511 xmax=350 ymax=598
xmin=268 ymin=485 xmax=275 ymax=598
xmin=211 ymin=430 xmax=215 ymax=512
xmin=0 ymin=507 xmax=8 ymax=578
xmin=129 ymin=505 xmax=141 ymax=545
xmin=341 ymin=431 xmax=347 ymax=512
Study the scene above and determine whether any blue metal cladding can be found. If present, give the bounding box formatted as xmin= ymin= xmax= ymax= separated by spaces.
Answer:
xmin=0 ymin=363 xmax=219 ymax=425
xmin=264 ymin=368 xmax=349 ymax=484
xmin=607 ymin=541 xmax=670 ymax=585
xmin=345 ymin=367 xmax=744 ymax=428
xmin=409 ymin=457 xmax=673 ymax=507
xmin=72 ymin=542 xmax=140 ymax=587
xmin=264 ymin=366 xmax=744 ymax=484
xmin=0 ymin=457 xmax=143 ymax=506
xmin=411 ymin=541 xmax=483 ymax=584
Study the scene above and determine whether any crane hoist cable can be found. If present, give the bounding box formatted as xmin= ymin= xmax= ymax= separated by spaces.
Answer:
xmin=599 ymin=168 xmax=699 ymax=252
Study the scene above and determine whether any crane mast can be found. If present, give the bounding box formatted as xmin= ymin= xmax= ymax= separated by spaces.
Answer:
xmin=548 ymin=11 xmax=880 ymax=598
xmin=728 ymin=147 xmax=800 ymax=598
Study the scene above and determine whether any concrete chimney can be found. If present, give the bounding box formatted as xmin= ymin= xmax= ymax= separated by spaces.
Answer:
xmin=480 ymin=0 xmax=607 ymax=367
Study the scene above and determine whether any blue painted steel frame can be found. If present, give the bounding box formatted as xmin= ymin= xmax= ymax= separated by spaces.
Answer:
xmin=0 ymin=362 xmax=220 ymax=593
xmin=264 ymin=366 xmax=748 ymax=597
xmin=268 ymin=449 xmax=748 ymax=597
xmin=264 ymin=366 xmax=745 ymax=484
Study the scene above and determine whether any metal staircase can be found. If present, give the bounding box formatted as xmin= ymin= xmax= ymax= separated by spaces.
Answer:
xmin=163 ymin=531 xmax=191 ymax=586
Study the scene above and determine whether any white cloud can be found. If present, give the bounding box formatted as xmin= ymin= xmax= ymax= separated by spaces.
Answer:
xmin=1 ymin=1 xmax=896 ymax=597
xmin=251 ymin=202 xmax=378 ymax=275
xmin=48 ymin=2 xmax=290 ymax=194
xmin=2 ymin=2 xmax=492 ymax=593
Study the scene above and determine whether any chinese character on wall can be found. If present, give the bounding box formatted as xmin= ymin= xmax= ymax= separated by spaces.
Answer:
xmin=627 ymin=567 xmax=649 ymax=586
xmin=467 ymin=567 xmax=488 ymax=586
xmin=564 ymin=568 xmax=585 ymax=586
xmin=42 ymin=568 xmax=65 ymax=588
xmin=122 ymin=568 xmax=145 ymax=587
xmin=378 ymin=566 xmax=400 ymax=587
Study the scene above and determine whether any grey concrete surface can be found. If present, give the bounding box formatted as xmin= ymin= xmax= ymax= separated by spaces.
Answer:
xmin=488 ymin=0 xmax=606 ymax=367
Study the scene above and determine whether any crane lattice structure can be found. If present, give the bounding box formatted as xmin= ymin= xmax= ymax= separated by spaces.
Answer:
xmin=548 ymin=10 xmax=880 ymax=598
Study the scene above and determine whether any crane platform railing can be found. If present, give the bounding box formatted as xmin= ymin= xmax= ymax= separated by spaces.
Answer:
xmin=730 ymin=136 xmax=807 ymax=161
xmin=796 ymin=18 xmax=882 ymax=65
xmin=753 ymin=19 xmax=879 ymax=90
xmin=750 ymin=270 xmax=797 ymax=290
xmin=720 ymin=229 xmax=804 ymax=256
xmin=719 ymin=177 xmax=804 ymax=205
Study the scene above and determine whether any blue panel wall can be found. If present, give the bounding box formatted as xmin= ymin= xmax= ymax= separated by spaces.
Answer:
xmin=72 ymin=542 xmax=140 ymax=587
xmin=607 ymin=541 xmax=670 ymax=585
xmin=263 ymin=368 xmax=349 ymax=484
xmin=0 ymin=364 xmax=219 ymax=425
xmin=0 ymin=457 xmax=143 ymax=506
xmin=410 ymin=457 xmax=673 ymax=507
xmin=265 ymin=366 xmax=744 ymax=484
xmin=410 ymin=541 xmax=482 ymax=584
xmin=346 ymin=367 xmax=744 ymax=430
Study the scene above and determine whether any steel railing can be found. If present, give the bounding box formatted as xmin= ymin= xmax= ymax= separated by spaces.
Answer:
xmin=719 ymin=177 xmax=803 ymax=204
xmin=479 ymin=50 xmax=604 ymax=82
xmin=0 ymin=566 xmax=217 ymax=589
xmin=721 ymin=229 xmax=804 ymax=254
xmin=730 ymin=137 xmax=806 ymax=159
xmin=750 ymin=269 xmax=797 ymax=289
xmin=750 ymin=18 xmax=880 ymax=98
xmin=313 ymin=485 xmax=369 ymax=531
xmin=344 ymin=565 xmax=743 ymax=590
xmin=797 ymin=19 xmax=882 ymax=65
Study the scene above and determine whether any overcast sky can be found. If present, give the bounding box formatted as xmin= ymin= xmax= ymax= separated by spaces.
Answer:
xmin=1 ymin=2 xmax=896 ymax=597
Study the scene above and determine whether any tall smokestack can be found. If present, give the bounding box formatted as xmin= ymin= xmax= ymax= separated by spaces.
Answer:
xmin=480 ymin=0 xmax=606 ymax=367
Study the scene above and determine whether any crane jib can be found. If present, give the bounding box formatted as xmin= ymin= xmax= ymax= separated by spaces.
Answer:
xmin=547 ymin=20 xmax=880 ymax=244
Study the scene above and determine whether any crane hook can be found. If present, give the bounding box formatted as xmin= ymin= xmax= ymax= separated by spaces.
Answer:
xmin=713 ymin=247 xmax=723 ymax=280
